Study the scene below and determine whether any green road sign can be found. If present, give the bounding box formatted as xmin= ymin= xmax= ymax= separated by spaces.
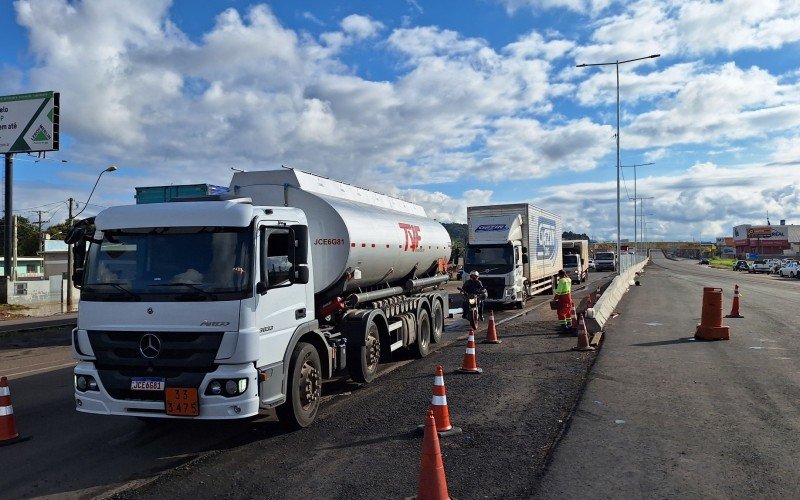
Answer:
xmin=0 ymin=91 xmax=60 ymax=154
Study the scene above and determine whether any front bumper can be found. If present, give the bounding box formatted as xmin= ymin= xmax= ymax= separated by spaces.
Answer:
xmin=73 ymin=362 xmax=260 ymax=420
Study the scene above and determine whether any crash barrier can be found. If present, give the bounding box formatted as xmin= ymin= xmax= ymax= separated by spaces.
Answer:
xmin=416 ymin=410 xmax=450 ymax=500
xmin=695 ymin=287 xmax=730 ymax=341
xmin=482 ymin=311 xmax=501 ymax=344
xmin=725 ymin=284 xmax=743 ymax=318
xmin=456 ymin=330 xmax=482 ymax=374
xmin=417 ymin=365 xmax=462 ymax=437
xmin=0 ymin=376 xmax=21 ymax=446
xmin=585 ymin=257 xmax=650 ymax=333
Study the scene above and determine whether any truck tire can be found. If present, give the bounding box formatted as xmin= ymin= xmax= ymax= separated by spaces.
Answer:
xmin=411 ymin=309 xmax=431 ymax=358
xmin=430 ymin=300 xmax=444 ymax=344
xmin=276 ymin=342 xmax=321 ymax=429
xmin=347 ymin=319 xmax=380 ymax=383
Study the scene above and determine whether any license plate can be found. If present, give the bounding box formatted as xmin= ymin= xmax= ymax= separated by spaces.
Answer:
xmin=130 ymin=377 xmax=165 ymax=391
xmin=165 ymin=387 xmax=199 ymax=417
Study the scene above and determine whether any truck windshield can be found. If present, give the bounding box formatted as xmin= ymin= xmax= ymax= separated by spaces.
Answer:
xmin=82 ymin=226 xmax=252 ymax=301
xmin=465 ymin=245 xmax=513 ymax=274
xmin=596 ymin=252 xmax=614 ymax=260
xmin=563 ymin=255 xmax=578 ymax=267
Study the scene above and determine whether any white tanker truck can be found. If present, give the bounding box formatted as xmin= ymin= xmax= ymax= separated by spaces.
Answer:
xmin=67 ymin=168 xmax=451 ymax=428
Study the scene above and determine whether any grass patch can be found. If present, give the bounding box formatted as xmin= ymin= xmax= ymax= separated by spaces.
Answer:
xmin=710 ymin=258 xmax=735 ymax=266
xmin=0 ymin=304 xmax=31 ymax=312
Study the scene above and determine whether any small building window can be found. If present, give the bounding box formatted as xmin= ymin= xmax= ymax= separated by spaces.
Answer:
xmin=15 ymin=283 xmax=28 ymax=295
xmin=26 ymin=264 xmax=38 ymax=273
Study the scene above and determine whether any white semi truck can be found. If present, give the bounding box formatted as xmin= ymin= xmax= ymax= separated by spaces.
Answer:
xmin=465 ymin=204 xmax=562 ymax=308
xmin=562 ymin=240 xmax=589 ymax=283
xmin=67 ymin=168 xmax=451 ymax=428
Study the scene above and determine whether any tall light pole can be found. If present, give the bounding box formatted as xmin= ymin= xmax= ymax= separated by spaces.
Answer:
xmin=576 ymin=54 xmax=660 ymax=269
xmin=67 ymin=165 xmax=118 ymax=308
xmin=621 ymin=162 xmax=654 ymax=254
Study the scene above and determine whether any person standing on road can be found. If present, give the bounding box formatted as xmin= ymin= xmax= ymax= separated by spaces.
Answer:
xmin=555 ymin=269 xmax=573 ymax=332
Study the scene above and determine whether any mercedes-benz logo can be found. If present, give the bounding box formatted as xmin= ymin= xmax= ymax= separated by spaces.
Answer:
xmin=139 ymin=333 xmax=162 ymax=359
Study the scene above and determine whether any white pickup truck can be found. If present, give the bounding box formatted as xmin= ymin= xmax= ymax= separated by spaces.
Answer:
xmin=748 ymin=260 xmax=772 ymax=273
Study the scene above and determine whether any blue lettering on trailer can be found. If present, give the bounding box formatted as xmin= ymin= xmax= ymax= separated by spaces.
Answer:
xmin=537 ymin=217 xmax=558 ymax=264
xmin=475 ymin=224 xmax=508 ymax=232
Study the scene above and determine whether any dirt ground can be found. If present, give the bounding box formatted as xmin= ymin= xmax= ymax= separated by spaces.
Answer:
xmin=120 ymin=304 xmax=597 ymax=499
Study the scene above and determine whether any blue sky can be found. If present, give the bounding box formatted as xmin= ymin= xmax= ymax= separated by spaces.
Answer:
xmin=1 ymin=0 xmax=799 ymax=242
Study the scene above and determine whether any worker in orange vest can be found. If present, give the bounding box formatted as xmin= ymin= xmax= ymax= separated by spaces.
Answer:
xmin=554 ymin=269 xmax=573 ymax=332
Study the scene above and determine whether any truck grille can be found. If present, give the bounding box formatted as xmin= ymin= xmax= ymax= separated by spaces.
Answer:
xmin=87 ymin=330 xmax=223 ymax=401
xmin=480 ymin=277 xmax=506 ymax=300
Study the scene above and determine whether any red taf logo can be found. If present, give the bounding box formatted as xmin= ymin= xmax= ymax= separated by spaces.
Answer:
xmin=399 ymin=223 xmax=422 ymax=251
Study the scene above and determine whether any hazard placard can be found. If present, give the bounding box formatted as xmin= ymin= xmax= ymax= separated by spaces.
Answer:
xmin=0 ymin=91 xmax=60 ymax=154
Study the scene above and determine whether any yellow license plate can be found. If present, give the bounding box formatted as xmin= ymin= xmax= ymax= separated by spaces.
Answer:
xmin=165 ymin=388 xmax=199 ymax=417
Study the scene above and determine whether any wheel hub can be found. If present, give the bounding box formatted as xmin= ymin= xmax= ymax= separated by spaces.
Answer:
xmin=367 ymin=332 xmax=380 ymax=367
xmin=299 ymin=361 xmax=321 ymax=409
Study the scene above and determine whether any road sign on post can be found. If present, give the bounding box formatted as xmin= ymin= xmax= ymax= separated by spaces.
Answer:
xmin=0 ymin=91 xmax=60 ymax=154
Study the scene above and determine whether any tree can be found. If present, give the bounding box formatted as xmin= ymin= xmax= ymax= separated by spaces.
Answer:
xmin=46 ymin=220 xmax=72 ymax=239
xmin=0 ymin=217 xmax=42 ymax=256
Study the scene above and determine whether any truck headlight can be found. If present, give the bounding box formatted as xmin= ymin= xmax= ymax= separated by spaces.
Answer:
xmin=504 ymin=288 xmax=514 ymax=297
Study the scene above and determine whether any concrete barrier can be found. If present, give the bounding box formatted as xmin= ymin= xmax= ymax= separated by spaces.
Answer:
xmin=585 ymin=258 xmax=649 ymax=332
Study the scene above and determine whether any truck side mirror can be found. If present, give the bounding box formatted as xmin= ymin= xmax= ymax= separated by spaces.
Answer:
xmin=522 ymin=255 xmax=528 ymax=264
xmin=71 ymin=243 xmax=87 ymax=289
xmin=256 ymin=281 xmax=268 ymax=295
xmin=521 ymin=246 xmax=528 ymax=254
xmin=295 ymin=266 xmax=310 ymax=284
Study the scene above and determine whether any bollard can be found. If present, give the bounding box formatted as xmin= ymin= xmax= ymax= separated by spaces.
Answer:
xmin=695 ymin=287 xmax=730 ymax=340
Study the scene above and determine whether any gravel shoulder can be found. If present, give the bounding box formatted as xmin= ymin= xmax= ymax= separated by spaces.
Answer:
xmin=119 ymin=305 xmax=597 ymax=499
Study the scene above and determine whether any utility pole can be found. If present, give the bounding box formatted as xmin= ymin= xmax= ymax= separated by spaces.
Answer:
xmin=12 ymin=215 xmax=18 ymax=281
xmin=4 ymin=153 xmax=13 ymax=281
xmin=35 ymin=210 xmax=46 ymax=253
xmin=66 ymin=197 xmax=74 ymax=308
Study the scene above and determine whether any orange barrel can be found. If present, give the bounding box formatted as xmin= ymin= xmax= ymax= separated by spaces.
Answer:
xmin=700 ymin=287 xmax=724 ymax=328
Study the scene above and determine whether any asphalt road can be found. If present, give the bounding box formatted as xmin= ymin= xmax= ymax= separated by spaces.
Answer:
xmin=538 ymin=253 xmax=800 ymax=498
xmin=0 ymin=271 xmax=610 ymax=500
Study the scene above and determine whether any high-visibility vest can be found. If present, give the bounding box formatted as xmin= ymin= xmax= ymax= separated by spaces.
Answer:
xmin=555 ymin=277 xmax=571 ymax=295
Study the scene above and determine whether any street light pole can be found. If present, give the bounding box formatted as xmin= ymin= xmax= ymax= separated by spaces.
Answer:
xmin=621 ymin=162 xmax=654 ymax=254
xmin=576 ymin=53 xmax=660 ymax=269
xmin=67 ymin=165 xmax=118 ymax=308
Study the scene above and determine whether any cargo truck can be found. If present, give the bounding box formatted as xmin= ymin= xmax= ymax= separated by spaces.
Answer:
xmin=595 ymin=251 xmax=616 ymax=272
xmin=66 ymin=168 xmax=450 ymax=428
xmin=465 ymin=204 xmax=562 ymax=309
xmin=562 ymin=240 xmax=589 ymax=283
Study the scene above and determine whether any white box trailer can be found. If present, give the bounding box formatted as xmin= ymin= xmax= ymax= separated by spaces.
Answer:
xmin=68 ymin=168 xmax=451 ymax=428
xmin=562 ymin=240 xmax=589 ymax=283
xmin=466 ymin=204 xmax=562 ymax=307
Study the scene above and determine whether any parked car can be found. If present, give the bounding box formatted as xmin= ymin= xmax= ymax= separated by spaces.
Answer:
xmin=732 ymin=260 xmax=749 ymax=271
xmin=778 ymin=262 xmax=800 ymax=278
xmin=698 ymin=258 xmax=709 ymax=265
xmin=588 ymin=258 xmax=596 ymax=270
xmin=765 ymin=258 xmax=783 ymax=273
xmin=748 ymin=259 xmax=771 ymax=273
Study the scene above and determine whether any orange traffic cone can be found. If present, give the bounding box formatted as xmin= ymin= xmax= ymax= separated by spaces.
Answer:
xmin=725 ymin=284 xmax=743 ymax=318
xmin=0 ymin=376 xmax=22 ymax=446
xmin=417 ymin=366 xmax=462 ymax=437
xmin=482 ymin=311 xmax=501 ymax=344
xmin=416 ymin=410 xmax=450 ymax=500
xmin=456 ymin=330 xmax=483 ymax=374
xmin=572 ymin=313 xmax=596 ymax=352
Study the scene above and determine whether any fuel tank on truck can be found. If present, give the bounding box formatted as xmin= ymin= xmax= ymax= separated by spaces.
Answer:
xmin=229 ymin=169 xmax=451 ymax=296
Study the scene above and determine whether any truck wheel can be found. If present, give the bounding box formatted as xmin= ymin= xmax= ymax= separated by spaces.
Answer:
xmin=347 ymin=320 xmax=380 ymax=383
xmin=276 ymin=342 xmax=321 ymax=429
xmin=412 ymin=309 xmax=431 ymax=358
xmin=430 ymin=300 xmax=444 ymax=344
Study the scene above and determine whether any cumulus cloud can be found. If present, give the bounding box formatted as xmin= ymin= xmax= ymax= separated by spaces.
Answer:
xmin=340 ymin=14 xmax=383 ymax=39
xmin=497 ymin=0 xmax=613 ymax=15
